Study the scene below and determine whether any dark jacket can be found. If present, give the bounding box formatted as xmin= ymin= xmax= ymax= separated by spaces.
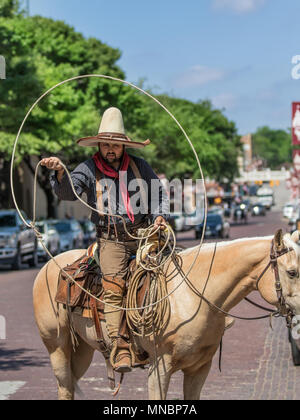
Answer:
xmin=50 ymin=154 xmax=169 ymax=227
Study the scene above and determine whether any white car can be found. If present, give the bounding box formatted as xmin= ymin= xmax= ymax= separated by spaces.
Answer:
xmin=283 ymin=203 xmax=296 ymax=219
xmin=256 ymin=187 xmax=274 ymax=209
xmin=36 ymin=220 xmax=60 ymax=260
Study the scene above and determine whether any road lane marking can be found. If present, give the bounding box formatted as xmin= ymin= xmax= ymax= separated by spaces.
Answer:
xmin=0 ymin=315 xmax=5 ymax=339
xmin=0 ymin=381 xmax=26 ymax=400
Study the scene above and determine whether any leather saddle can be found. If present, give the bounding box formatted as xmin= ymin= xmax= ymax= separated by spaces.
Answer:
xmin=54 ymin=244 xmax=149 ymax=365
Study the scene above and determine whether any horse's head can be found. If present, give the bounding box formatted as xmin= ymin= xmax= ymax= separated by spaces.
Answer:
xmin=258 ymin=229 xmax=300 ymax=315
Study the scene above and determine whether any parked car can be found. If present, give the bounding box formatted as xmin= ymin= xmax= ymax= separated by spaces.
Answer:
xmin=251 ymin=203 xmax=266 ymax=216
xmin=283 ymin=203 xmax=295 ymax=219
xmin=288 ymin=204 xmax=300 ymax=226
xmin=36 ymin=220 xmax=61 ymax=261
xmin=79 ymin=219 xmax=96 ymax=248
xmin=0 ymin=209 xmax=37 ymax=269
xmin=195 ymin=212 xmax=230 ymax=239
xmin=51 ymin=219 xmax=84 ymax=251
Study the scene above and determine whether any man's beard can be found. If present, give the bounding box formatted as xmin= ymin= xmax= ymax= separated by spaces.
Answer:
xmin=100 ymin=148 xmax=124 ymax=165
xmin=103 ymin=153 xmax=119 ymax=164
xmin=100 ymin=151 xmax=124 ymax=165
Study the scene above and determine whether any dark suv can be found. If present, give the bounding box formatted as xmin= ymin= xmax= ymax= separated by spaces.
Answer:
xmin=0 ymin=209 xmax=38 ymax=269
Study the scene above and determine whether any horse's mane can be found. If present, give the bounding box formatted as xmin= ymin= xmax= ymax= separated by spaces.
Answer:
xmin=179 ymin=233 xmax=300 ymax=257
xmin=179 ymin=235 xmax=273 ymax=256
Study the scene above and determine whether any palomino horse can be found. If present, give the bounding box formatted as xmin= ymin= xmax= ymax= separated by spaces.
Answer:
xmin=33 ymin=229 xmax=300 ymax=400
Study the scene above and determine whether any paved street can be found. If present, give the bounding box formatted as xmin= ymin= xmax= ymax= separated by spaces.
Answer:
xmin=0 ymin=210 xmax=299 ymax=400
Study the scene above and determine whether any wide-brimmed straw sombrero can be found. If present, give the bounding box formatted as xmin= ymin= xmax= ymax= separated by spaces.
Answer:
xmin=77 ymin=107 xmax=150 ymax=149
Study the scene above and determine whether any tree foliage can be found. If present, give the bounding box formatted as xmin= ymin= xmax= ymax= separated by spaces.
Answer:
xmin=0 ymin=1 xmax=241 ymax=216
xmin=252 ymin=126 xmax=292 ymax=169
xmin=133 ymin=95 xmax=240 ymax=181
xmin=0 ymin=0 xmax=20 ymax=18
xmin=0 ymin=4 xmax=146 ymax=215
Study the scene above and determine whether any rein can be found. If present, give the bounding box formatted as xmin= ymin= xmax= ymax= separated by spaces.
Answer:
xmin=172 ymin=240 xmax=296 ymax=325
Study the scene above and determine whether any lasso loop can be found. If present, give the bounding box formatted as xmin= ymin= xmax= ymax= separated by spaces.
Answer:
xmin=10 ymin=74 xmax=208 ymax=312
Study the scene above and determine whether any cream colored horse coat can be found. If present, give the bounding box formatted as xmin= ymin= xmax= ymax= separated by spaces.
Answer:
xmin=33 ymin=230 xmax=300 ymax=399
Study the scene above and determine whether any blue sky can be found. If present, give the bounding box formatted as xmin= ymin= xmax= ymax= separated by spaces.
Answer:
xmin=28 ymin=0 xmax=300 ymax=135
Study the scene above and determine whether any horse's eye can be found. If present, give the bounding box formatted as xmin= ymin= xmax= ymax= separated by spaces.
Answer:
xmin=287 ymin=270 xmax=298 ymax=278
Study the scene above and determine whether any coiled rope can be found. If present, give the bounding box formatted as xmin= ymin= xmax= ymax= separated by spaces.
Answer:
xmin=126 ymin=267 xmax=170 ymax=337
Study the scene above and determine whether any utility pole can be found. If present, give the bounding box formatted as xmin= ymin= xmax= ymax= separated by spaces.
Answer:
xmin=26 ymin=0 xmax=30 ymax=16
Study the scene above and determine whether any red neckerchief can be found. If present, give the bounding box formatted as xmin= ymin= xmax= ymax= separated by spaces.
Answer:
xmin=92 ymin=151 xmax=134 ymax=223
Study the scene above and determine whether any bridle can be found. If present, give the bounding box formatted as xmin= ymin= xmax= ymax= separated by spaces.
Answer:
xmin=255 ymin=239 xmax=295 ymax=327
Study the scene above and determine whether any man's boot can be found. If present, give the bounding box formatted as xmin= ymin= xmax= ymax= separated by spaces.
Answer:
xmin=102 ymin=276 xmax=132 ymax=373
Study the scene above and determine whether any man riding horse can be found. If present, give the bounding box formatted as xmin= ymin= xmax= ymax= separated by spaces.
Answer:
xmin=41 ymin=107 xmax=169 ymax=374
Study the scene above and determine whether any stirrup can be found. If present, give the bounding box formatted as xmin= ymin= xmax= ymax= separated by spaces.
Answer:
xmin=114 ymin=352 xmax=132 ymax=373
xmin=110 ymin=339 xmax=133 ymax=373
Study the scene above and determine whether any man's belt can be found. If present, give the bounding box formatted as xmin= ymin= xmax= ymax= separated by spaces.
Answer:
xmin=96 ymin=221 xmax=149 ymax=241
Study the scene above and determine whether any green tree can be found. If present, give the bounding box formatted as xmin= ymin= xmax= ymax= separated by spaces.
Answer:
xmin=252 ymin=126 xmax=292 ymax=169
xmin=0 ymin=0 xmax=20 ymax=18
xmin=133 ymin=95 xmax=241 ymax=182
xmin=0 ymin=1 xmax=242 ymax=217
xmin=0 ymin=5 xmax=146 ymax=216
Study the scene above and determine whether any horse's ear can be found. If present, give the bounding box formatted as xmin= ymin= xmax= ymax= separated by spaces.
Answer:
xmin=274 ymin=229 xmax=284 ymax=251
xmin=291 ymin=230 xmax=300 ymax=243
